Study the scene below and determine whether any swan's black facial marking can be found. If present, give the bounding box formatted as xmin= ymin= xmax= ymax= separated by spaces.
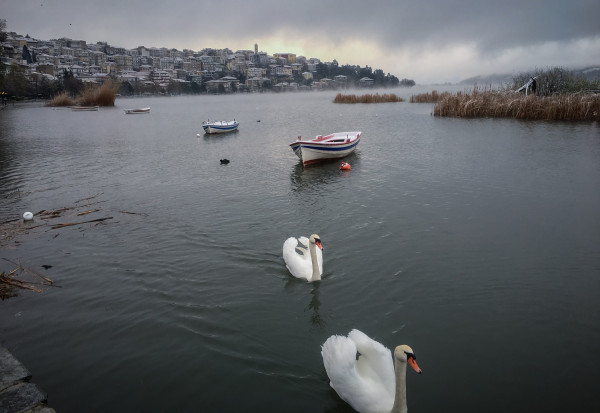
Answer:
xmin=404 ymin=351 xmax=416 ymax=361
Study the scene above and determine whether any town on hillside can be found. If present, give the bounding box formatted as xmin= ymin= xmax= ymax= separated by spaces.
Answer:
xmin=0 ymin=26 xmax=415 ymax=99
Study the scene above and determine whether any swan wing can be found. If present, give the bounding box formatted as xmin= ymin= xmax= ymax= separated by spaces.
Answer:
xmin=298 ymin=236 xmax=309 ymax=249
xmin=322 ymin=332 xmax=394 ymax=413
xmin=348 ymin=329 xmax=396 ymax=400
xmin=282 ymin=237 xmax=312 ymax=280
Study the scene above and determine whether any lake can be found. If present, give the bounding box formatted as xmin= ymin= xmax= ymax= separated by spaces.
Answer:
xmin=1 ymin=88 xmax=599 ymax=412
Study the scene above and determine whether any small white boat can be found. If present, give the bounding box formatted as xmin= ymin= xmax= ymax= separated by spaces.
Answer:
xmin=290 ymin=131 xmax=361 ymax=166
xmin=125 ymin=107 xmax=150 ymax=114
xmin=202 ymin=120 xmax=239 ymax=134
xmin=71 ymin=106 xmax=99 ymax=111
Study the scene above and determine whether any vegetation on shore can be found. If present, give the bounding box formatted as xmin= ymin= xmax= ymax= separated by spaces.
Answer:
xmin=409 ymin=90 xmax=449 ymax=103
xmin=409 ymin=67 xmax=600 ymax=121
xmin=431 ymin=90 xmax=599 ymax=121
xmin=333 ymin=93 xmax=404 ymax=104
xmin=46 ymin=80 xmax=117 ymax=107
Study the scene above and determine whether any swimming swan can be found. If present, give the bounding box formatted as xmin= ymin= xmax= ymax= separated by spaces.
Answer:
xmin=282 ymin=234 xmax=323 ymax=282
xmin=321 ymin=329 xmax=421 ymax=413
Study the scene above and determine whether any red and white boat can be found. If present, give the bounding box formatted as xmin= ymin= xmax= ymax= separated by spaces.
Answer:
xmin=290 ymin=131 xmax=361 ymax=166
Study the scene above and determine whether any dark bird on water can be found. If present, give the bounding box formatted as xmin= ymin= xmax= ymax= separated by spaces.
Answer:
xmin=220 ymin=159 xmax=230 ymax=164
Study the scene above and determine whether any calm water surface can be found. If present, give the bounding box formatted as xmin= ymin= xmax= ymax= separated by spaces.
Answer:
xmin=1 ymin=89 xmax=599 ymax=412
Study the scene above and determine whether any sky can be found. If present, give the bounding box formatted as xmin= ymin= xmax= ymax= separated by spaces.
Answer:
xmin=1 ymin=0 xmax=599 ymax=84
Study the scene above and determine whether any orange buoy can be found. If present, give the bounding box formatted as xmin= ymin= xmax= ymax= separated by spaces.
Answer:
xmin=339 ymin=162 xmax=351 ymax=171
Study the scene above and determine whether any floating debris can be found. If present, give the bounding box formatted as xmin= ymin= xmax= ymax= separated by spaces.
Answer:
xmin=1 ymin=258 xmax=57 ymax=299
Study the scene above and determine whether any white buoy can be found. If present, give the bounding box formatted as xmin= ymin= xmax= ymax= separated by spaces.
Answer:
xmin=23 ymin=211 xmax=33 ymax=221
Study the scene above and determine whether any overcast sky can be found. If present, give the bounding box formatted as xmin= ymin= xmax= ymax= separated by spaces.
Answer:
xmin=2 ymin=0 xmax=599 ymax=83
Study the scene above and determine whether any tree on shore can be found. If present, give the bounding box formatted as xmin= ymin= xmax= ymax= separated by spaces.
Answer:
xmin=3 ymin=63 xmax=30 ymax=98
xmin=511 ymin=67 xmax=600 ymax=95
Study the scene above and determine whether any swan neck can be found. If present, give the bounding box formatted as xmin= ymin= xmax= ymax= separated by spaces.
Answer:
xmin=309 ymin=242 xmax=321 ymax=281
xmin=391 ymin=358 xmax=408 ymax=413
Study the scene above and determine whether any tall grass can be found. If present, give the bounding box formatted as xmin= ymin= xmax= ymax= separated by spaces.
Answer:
xmin=432 ymin=89 xmax=600 ymax=121
xmin=333 ymin=93 xmax=404 ymax=104
xmin=409 ymin=90 xmax=451 ymax=103
xmin=46 ymin=92 xmax=75 ymax=107
xmin=77 ymin=81 xmax=117 ymax=106
xmin=45 ymin=81 xmax=117 ymax=107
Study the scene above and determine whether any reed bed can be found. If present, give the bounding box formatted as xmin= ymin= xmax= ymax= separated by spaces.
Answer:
xmin=77 ymin=81 xmax=117 ymax=107
xmin=432 ymin=90 xmax=600 ymax=121
xmin=333 ymin=93 xmax=404 ymax=104
xmin=45 ymin=92 xmax=75 ymax=107
xmin=409 ymin=90 xmax=452 ymax=103
xmin=45 ymin=81 xmax=117 ymax=107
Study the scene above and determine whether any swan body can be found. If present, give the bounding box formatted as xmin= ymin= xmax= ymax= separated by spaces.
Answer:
xmin=321 ymin=329 xmax=421 ymax=413
xmin=282 ymin=234 xmax=323 ymax=281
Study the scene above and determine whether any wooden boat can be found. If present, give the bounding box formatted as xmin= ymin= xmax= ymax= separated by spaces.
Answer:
xmin=290 ymin=131 xmax=361 ymax=166
xmin=71 ymin=106 xmax=99 ymax=111
xmin=124 ymin=107 xmax=150 ymax=114
xmin=202 ymin=120 xmax=239 ymax=134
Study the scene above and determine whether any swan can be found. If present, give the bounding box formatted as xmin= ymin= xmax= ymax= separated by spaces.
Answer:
xmin=321 ymin=329 xmax=421 ymax=413
xmin=282 ymin=234 xmax=323 ymax=282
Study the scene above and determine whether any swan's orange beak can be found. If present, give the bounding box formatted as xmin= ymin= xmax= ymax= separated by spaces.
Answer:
xmin=316 ymin=240 xmax=323 ymax=250
xmin=408 ymin=357 xmax=422 ymax=374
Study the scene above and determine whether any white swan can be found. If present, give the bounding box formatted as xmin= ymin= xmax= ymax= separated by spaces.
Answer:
xmin=321 ymin=329 xmax=421 ymax=413
xmin=282 ymin=234 xmax=323 ymax=282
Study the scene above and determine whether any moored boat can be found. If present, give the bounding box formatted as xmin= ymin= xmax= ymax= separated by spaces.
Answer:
xmin=125 ymin=107 xmax=150 ymax=114
xmin=290 ymin=131 xmax=361 ymax=166
xmin=202 ymin=120 xmax=239 ymax=134
xmin=71 ymin=106 xmax=99 ymax=111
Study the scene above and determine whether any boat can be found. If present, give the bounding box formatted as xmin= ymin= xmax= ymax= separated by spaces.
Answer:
xmin=290 ymin=131 xmax=361 ymax=166
xmin=71 ymin=106 xmax=99 ymax=111
xmin=202 ymin=120 xmax=239 ymax=134
xmin=124 ymin=107 xmax=150 ymax=114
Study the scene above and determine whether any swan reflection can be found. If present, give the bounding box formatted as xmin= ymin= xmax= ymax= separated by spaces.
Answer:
xmin=282 ymin=276 xmax=325 ymax=329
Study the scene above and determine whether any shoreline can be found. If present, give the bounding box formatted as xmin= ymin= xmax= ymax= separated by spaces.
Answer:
xmin=0 ymin=346 xmax=55 ymax=412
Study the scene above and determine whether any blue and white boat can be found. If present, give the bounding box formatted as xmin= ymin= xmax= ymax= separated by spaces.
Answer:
xmin=290 ymin=131 xmax=361 ymax=166
xmin=202 ymin=120 xmax=239 ymax=134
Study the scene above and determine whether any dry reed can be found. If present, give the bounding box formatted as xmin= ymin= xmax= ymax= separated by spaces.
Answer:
xmin=409 ymin=90 xmax=452 ymax=103
xmin=431 ymin=90 xmax=600 ymax=121
xmin=45 ymin=92 xmax=75 ymax=107
xmin=333 ymin=93 xmax=404 ymax=104
xmin=77 ymin=81 xmax=117 ymax=107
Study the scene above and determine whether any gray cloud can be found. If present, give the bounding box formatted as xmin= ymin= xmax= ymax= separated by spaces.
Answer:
xmin=2 ymin=0 xmax=598 ymax=82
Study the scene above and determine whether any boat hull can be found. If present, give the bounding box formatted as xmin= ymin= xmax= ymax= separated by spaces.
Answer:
xmin=125 ymin=107 xmax=150 ymax=114
xmin=202 ymin=121 xmax=239 ymax=134
xmin=290 ymin=132 xmax=361 ymax=166
xmin=71 ymin=106 xmax=99 ymax=111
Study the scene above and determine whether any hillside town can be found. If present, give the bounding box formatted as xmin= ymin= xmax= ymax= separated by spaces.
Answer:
xmin=0 ymin=27 xmax=412 ymax=98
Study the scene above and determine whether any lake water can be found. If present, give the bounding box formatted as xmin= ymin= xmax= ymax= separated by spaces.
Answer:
xmin=1 ymin=89 xmax=599 ymax=412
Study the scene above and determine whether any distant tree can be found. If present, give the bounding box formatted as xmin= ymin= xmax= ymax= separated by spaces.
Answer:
xmin=399 ymin=78 xmax=415 ymax=87
xmin=190 ymin=82 xmax=202 ymax=94
xmin=4 ymin=63 xmax=31 ymax=97
xmin=62 ymin=69 xmax=83 ymax=96
xmin=22 ymin=45 xmax=33 ymax=64
xmin=358 ymin=66 xmax=373 ymax=79
xmin=217 ymin=83 xmax=226 ymax=94
xmin=0 ymin=19 xmax=7 ymax=43
xmin=118 ymin=81 xmax=134 ymax=96
xmin=511 ymin=67 xmax=600 ymax=96
xmin=315 ymin=62 xmax=330 ymax=80
xmin=167 ymin=80 xmax=181 ymax=95
xmin=31 ymin=50 xmax=37 ymax=63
